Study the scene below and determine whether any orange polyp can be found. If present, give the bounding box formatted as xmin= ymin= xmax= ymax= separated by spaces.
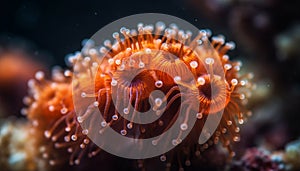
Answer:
xmin=197 ymin=74 xmax=230 ymax=114
xmin=25 ymin=70 xmax=98 ymax=167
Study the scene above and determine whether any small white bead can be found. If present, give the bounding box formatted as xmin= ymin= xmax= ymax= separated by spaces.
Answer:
xmin=111 ymin=79 xmax=118 ymax=86
xmin=227 ymin=120 xmax=232 ymax=126
xmin=44 ymin=131 xmax=51 ymax=138
xmin=152 ymin=140 xmax=158 ymax=146
xmin=145 ymin=48 xmax=151 ymax=54
xmin=112 ymin=114 xmax=118 ymax=120
xmin=81 ymin=92 xmax=87 ymax=98
xmin=155 ymin=80 xmax=163 ymax=88
xmin=224 ymin=64 xmax=232 ymax=70
xmin=35 ymin=71 xmax=45 ymax=80
xmin=139 ymin=62 xmax=145 ymax=68
xmin=101 ymin=121 xmax=107 ymax=127
xmin=82 ymin=129 xmax=89 ymax=135
xmin=196 ymin=112 xmax=203 ymax=119
xmin=20 ymin=108 xmax=28 ymax=115
xmin=93 ymin=101 xmax=99 ymax=107
xmin=77 ymin=116 xmax=83 ymax=123
xmin=190 ymin=61 xmax=198 ymax=68
xmin=239 ymin=94 xmax=245 ymax=100
xmin=65 ymin=127 xmax=71 ymax=132
xmin=231 ymin=79 xmax=238 ymax=86
xmin=120 ymin=130 xmax=127 ymax=136
xmin=234 ymin=65 xmax=240 ymax=71
xmin=222 ymin=55 xmax=229 ymax=61
xmin=123 ymin=108 xmax=129 ymax=114
xmin=205 ymin=57 xmax=214 ymax=65
xmin=155 ymin=98 xmax=162 ymax=107
xmin=180 ymin=123 xmax=188 ymax=131
xmin=174 ymin=76 xmax=181 ymax=83
xmin=71 ymin=135 xmax=77 ymax=141
xmin=197 ymin=77 xmax=205 ymax=85
xmin=127 ymin=123 xmax=133 ymax=129
xmin=64 ymin=136 xmax=70 ymax=142
xmin=60 ymin=108 xmax=68 ymax=114
xmin=115 ymin=59 xmax=121 ymax=65
xmin=108 ymin=58 xmax=114 ymax=65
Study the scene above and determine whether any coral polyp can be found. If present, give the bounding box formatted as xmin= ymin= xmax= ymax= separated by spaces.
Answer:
xmin=24 ymin=20 xmax=254 ymax=170
xmin=24 ymin=69 xmax=100 ymax=166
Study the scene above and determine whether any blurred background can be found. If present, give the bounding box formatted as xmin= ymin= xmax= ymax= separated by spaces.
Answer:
xmin=1 ymin=0 xmax=300 ymax=170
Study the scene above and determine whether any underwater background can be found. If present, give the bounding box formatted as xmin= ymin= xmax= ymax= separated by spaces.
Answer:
xmin=1 ymin=0 xmax=300 ymax=171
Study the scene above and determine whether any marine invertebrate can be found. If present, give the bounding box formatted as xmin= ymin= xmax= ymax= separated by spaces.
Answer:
xmin=24 ymin=17 xmax=254 ymax=170
xmin=0 ymin=119 xmax=46 ymax=171
xmin=284 ymin=138 xmax=300 ymax=170
xmin=231 ymin=148 xmax=285 ymax=171
xmin=24 ymin=68 xmax=100 ymax=166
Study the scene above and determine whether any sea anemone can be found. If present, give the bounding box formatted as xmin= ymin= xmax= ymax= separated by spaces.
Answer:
xmin=24 ymin=20 xmax=254 ymax=170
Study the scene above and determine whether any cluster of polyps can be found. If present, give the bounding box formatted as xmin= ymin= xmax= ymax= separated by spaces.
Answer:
xmin=23 ymin=69 xmax=100 ymax=166
xmin=24 ymin=22 xmax=254 ymax=170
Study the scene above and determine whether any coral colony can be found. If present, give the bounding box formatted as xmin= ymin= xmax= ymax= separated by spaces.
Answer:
xmin=23 ymin=22 xmax=254 ymax=170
